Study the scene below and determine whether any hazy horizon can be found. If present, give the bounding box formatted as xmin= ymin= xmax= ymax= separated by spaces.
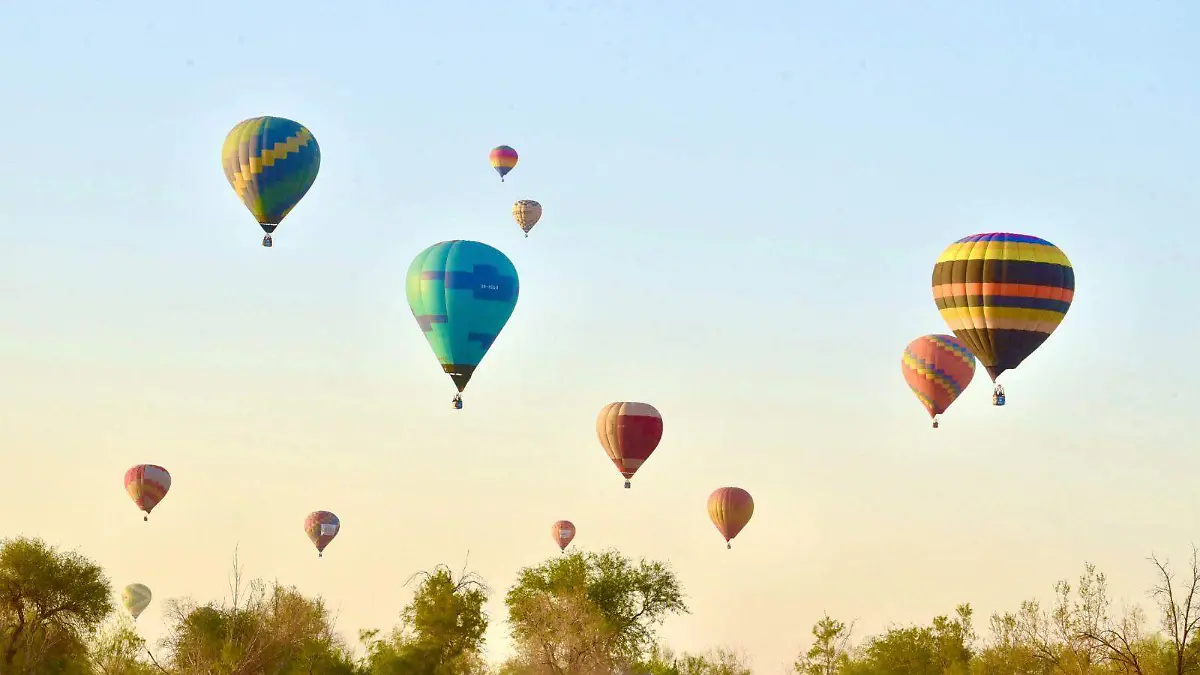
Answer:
xmin=3 ymin=0 xmax=1199 ymax=671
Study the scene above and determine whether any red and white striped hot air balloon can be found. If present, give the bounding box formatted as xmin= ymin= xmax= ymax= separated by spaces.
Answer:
xmin=595 ymin=402 xmax=663 ymax=489
xmin=551 ymin=520 xmax=575 ymax=552
xmin=124 ymin=464 xmax=171 ymax=522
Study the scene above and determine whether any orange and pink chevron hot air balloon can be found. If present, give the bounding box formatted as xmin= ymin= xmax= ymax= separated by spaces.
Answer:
xmin=304 ymin=511 xmax=340 ymax=558
xmin=551 ymin=520 xmax=576 ymax=552
xmin=901 ymin=334 xmax=977 ymax=428
xmin=707 ymin=487 xmax=754 ymax=549
xmin=124 ymin=464 xmax=171 ymax=522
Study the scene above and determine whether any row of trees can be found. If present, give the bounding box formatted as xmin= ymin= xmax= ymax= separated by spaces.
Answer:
xmin=2 ymin=535 xmax=1200 ymax=675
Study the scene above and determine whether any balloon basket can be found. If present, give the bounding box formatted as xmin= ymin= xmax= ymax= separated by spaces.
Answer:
xmin=623 ymin=481 xmax=631 ymax=489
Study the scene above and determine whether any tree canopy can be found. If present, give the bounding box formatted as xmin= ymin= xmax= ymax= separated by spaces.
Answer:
xmin=7 ymin=534 xmax=1200 ymax=675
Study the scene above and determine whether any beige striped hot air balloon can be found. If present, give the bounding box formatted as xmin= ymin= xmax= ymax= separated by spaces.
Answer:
xmin=707 ymin=487 xmax=754 ymax=550
xmin=512 ymin=200 xmax=542 ymax=237
xmin=122 ymin=583 xmax=152 ymax=620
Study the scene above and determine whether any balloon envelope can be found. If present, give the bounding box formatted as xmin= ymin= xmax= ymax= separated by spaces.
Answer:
xmin=221 ymin=116 xmax=321 ymax=233
xmin=932 ymin=233 xmax=1074 ymax=380
xmin=122 ymin=583 xmax=152 ymax=620
xmin=406 ymin=240 xmax=519 ymax=392
xmin=551 ymin=520 xmax=575 ymax=550
xmin=513 ymin=200 xmax=542 ymax=234
xmin=901 ymin=334 xmax=976 ymax=421
xmin=304 ymin=511 xmax=340 ymax=554
xmin=596 ymin=402 xmax=663 ymax=487
xmin=707 ymin=487 xmax=754 ymax=547
xmin=489 ymin=145 xmax=518 ymax=180
xmin=124 ymin=465 xmax=170 ymax=519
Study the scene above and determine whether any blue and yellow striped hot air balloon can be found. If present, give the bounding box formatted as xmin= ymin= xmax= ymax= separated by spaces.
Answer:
xmin=406 ymin=240 xmax=519 ymax=409
xmin=932 ymin=232 xmax=1074 ymax=404
xmin=221 ymin=116 xmax=321 ymax=247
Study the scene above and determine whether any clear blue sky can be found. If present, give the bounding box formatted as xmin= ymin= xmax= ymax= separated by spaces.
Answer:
xmin=2 ymin=0 xmax=1199 ymax=670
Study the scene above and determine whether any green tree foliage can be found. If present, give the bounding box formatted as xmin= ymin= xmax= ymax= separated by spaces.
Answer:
xmin=361 ymin=563 xmax=489 ymax=675
xmin=159 ymin=551 xmax=358 ymax=675
xmin=503 ymin=549 xmax=688 ymax=674
xmin=641 ymin=644 xmax=753 ymax=675
xmin=13 ymin=534 xmax=1200 ymax=675
xmin=794 ymin=613 xmax=853 ymax=675
xmin=0 ymin=536 xmax=113 ymax=673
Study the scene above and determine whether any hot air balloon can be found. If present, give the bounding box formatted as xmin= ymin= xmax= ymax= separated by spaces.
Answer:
xmin=221 ymin=116 xmax=321 ymax=247
xmin=932 ymin=233 xmax=1074 ymax=405
xmin=513 ymin=200 xmax=542 ymax=237
xmin=596 ymin=402 xmax=663 ymax=488
xmin=304 ymin=511 xmax=340 ymax=557
xmin=125 ymin=464 xmax=170 ymax=521
xmin=551 ymin=520 xmax=575 ymax=552
xmin=707 ymin=487 xmax=754 ymax=549
xmin=490 ymin=145 xmax=518 ymax=181
xmin=406 ymin=240 xmax=519 ymax=409
xmin=122 ymin=583 xmax=152 ymax=620
xmin=901 ymin=334 xmax=977 ymax=428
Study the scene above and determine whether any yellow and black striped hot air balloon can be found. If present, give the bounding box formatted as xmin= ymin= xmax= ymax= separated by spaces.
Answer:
xmin=932 ymin=232 xmax=1074 ymax=404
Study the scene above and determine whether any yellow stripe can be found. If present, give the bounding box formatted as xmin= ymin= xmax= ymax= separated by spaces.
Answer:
xmin=227 ymin=128 xmax=314 ymax=194
xmin=936 ymin=241 xmax=1071 ymax=266
xmin=939 ymin=307 xmax=1067 ymax=331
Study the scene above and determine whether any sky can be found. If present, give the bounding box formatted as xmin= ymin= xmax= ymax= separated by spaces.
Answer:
xmin=1 ymin=0 xmax=1199 ymax=671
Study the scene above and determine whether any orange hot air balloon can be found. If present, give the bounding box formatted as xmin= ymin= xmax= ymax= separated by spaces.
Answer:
xmin=707 ymin=487 xmax=753 ymax=549
xmin=551 ymin=520 xmax=575 ymax=552
xmin=125 ymin=464 xmax=171 ymax=522
xmin=596 ymin=402 xmax=663 ymax=489
xmin=900 ymin=334 xmax=976 ymax=429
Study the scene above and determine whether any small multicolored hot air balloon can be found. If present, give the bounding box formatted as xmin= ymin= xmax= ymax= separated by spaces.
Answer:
xmin=125 ymin=464 xmax=171 ymax=521
xmin=489 ymin=145 xmax=518 ymax=181
xmin=901 ymin=334 xmax=976 ymax=428
xmin=707 ymin=487 xmax=754 ymax=550
xmin=596 ymin=402 xmax=663 ymax=488
xmin=122 ymin=583 xmax=152 ymax=620
xmin=221 ymin=116 xmax=321 ymax=247
xmin=513 ymin=200 xmax=542 ymax=237
xmin=304 ymin=511 xmax=340 ymax=558
xmin=932 ymin=233 xmax=1074 ymax=404
xmin=551 ymin=520 xmax=575 ymax=552
xmin=406 ymin=240 xmax=519 ymax=409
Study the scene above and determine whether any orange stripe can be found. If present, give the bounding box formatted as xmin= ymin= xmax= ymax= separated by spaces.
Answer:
xmin=933 ymin=282 xmax=1074 ymax=301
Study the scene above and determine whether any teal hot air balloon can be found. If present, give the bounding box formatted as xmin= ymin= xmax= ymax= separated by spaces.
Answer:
xmin=221 ymin=116 xmax=321 ymax=248
xmin=406 ymin=240 xmax=519 ymax=410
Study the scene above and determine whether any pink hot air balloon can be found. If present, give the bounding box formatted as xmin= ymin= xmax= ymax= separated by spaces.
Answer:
xmin=551 ymin=520 xmax=576 ymax=552
xmin=707 ymin=487 xmax=754 ymax=550
xmin=125 ymin=464 xmax=171 ymax=522
xmin=304 ymin=511 xmax=340 ymax=557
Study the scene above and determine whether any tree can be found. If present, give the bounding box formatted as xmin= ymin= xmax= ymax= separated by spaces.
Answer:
xmin=160 ymin=550 xmax=357 ymax=675
xmin=642 ymin=645 xmax=753 ymax=675
xmin=968 ymin=612 xmax=1050 ymax=675
xmin=362 ymin=562 xmax=489 ymax=675
xmin=504 ymin=549 xmax=688 ymax=674
xmin=0 ymin=536 xmax=114 ymax=672
xmin=794 ymin=613 xmax=853 ymax=675
xmin=1073 ymin=548 xmax=1200 ymax=675
xmin=87 ymin=618 xmax=158 ymax=675
xmin=841 ymin=604 xmax=974 ymax=675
